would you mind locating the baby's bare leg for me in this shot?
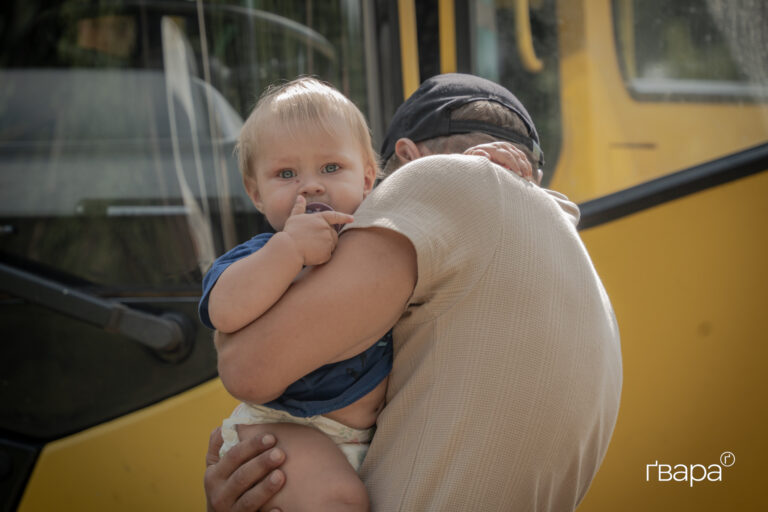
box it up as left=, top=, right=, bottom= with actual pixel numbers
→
left=236, top=423, right=369, bottom=512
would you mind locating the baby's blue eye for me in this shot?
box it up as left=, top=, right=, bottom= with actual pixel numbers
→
left=279, top=169, right=295, bottom=179
left=323, top=163, right=339, bottom=173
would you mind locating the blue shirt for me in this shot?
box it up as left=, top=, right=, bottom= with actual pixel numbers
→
left=199, top=232, right=393, bottom=417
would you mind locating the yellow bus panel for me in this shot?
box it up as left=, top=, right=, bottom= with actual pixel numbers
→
left=18, top=380, right=237, bottom=512
left=578, top=170, right=768, bottom=509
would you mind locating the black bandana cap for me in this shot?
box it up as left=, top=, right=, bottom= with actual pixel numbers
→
left=380, top=73, right=543, bottom=168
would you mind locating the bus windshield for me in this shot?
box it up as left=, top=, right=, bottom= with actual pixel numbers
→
left=0, top=0, right=374, bottom=290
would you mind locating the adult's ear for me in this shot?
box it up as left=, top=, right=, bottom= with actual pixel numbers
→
left=243, top=174, right=263, bottom=212
left=394, top=138, right=426, bottom=164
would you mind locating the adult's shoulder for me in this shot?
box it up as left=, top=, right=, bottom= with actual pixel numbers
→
left=371, top=154, right=508, bottom=207
left=353, top=156, right=504, bottom=265
left=378, top=154, right=580, bottom=228
left=386, top=153, right=502, bottom=183
left=350, top=155, right=507, bottom=318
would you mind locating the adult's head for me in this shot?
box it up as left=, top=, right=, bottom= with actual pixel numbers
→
left=380, top=73, right=543, bottom=179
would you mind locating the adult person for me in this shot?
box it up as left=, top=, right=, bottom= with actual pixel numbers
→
left=205, top=73, right=623, bottom=511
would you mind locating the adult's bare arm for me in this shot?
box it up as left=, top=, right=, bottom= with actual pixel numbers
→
left=215, top=227, right=417, bottom=405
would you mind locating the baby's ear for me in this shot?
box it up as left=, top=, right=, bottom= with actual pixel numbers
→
left=243, top=174, right=263, bottom=212
left=363, top=162, right=377, bottom=197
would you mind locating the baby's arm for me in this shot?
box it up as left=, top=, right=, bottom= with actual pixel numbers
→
left=208, top=196, right=353, bottom=333
left=464, top=141, right=542, bottom=184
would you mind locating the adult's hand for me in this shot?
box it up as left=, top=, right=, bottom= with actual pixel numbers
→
left=464, top=141, right=542, bottom=184
left=205, top=427, right=286, bottom=512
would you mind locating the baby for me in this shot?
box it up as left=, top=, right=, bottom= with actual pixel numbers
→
left=200, top=77, right=387, bottom=511
left=200, top=77, right=536, bottom=511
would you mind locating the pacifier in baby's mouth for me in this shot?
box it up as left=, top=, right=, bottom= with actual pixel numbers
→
left=305, top=202, right=343, bottom=233
left=305, top=202, right=333, bottom=214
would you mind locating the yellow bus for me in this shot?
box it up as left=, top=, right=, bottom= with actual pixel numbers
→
left=1, top=0, right=766, bottom=510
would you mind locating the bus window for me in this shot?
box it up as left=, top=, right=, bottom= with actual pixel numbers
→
left=460, top=0, right=562, bottom=185
left=577, top=0, right=768, bottom=199
left=613, top=0, right=768, bottom=101
left=507, top=0, right=768, bottom=202
left=0, top=0, right=376, bottom=442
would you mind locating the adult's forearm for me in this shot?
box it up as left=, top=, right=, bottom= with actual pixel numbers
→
left=215, top=329, right=286, bottom=404
left=214, top=227, right=417, bottom=405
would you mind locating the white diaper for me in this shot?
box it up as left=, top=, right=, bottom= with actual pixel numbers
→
left=220, top=402, right=374, bottom=471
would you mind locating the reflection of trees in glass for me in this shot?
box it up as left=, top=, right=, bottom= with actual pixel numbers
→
left=486, top=0, right=561, bottom=182
left=201, top=0, right=368, bottom=118
left=629, top=0, right=747, bottom=82
left=0, top=1, right=368, bottom=119
left=705, top=0, right=768, bottom=87
left=0, top=0, right=371, bottom=287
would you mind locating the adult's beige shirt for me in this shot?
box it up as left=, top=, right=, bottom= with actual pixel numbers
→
left=349, top=154, right=622, bottom=511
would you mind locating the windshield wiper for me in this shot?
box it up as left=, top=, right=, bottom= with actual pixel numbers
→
left=0, top=261, right=194, bottom=363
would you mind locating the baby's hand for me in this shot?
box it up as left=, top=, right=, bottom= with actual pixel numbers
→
left=282, top=196, right=354, bottom=266
left=464, top=142, right=541, bottom=184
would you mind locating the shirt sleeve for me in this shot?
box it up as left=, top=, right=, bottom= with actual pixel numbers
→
left=346, top=154, right=506, bottom=320
left=198, top=232, right=273, bottom=330
left=543, top=188, right=580, bottom=226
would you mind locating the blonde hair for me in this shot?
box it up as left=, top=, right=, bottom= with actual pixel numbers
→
left=236, top=77, right=378, bottom=179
